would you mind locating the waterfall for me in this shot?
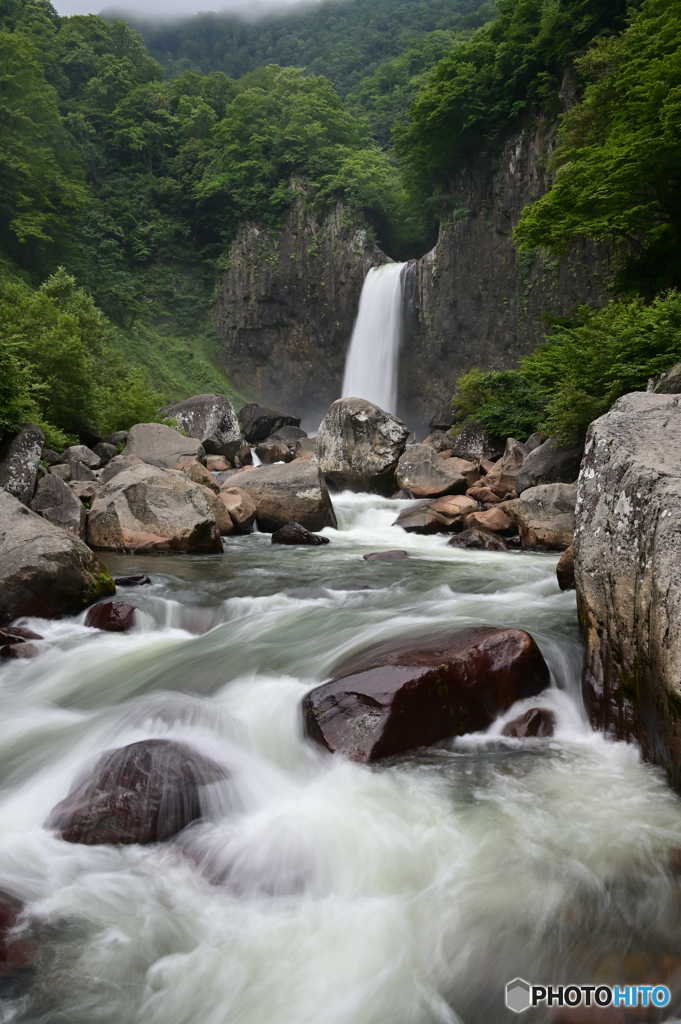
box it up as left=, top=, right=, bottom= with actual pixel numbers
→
left=341, top=261, right=407, bottom=415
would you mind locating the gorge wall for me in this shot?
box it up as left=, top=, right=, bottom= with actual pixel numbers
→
left=213, top=116, right=609, bottom=431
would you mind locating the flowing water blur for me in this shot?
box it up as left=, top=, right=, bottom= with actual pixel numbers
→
left=2, top=493, right=681, bottom=1023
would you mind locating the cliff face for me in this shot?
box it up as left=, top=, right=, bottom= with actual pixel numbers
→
left=401, top=117, right=608, bottom=428
left=212, top=201, right=388, bottom=425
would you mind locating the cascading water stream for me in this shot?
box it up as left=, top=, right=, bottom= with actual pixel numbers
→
left=341, top=262, right=407, bottom=415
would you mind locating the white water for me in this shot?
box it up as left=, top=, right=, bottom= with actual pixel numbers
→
left=341, top=263, right=407, bottom=415
left=2, top=494, right=681, bottom=1023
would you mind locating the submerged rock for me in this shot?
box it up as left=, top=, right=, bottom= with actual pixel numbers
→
left=363, top=550, right=410, bottom=561
left=501, top=708, right=555, bottom=738
left=0, top=890, right=36, bottom=977
left=47, top=739, right=227, bottom=845
left=0, top=426, right=44, bottom=505
left=158, top=394, right=242, bottom=459
left=271, top=522, right=330, bottom=546
left=395, top=444, right=467, bottom=498
left=227, top=462, right=337, bottom=533
left=302, top=626, right=550, bottom=761
left=0, top=626, right=43, bottom=643
left=448, top=528, right=511, bottom=551
left=0, top=643, right=40, bottom=660
left=85, top=600, right=136, bottom=632
left=315, top=398, right=409, bottom=495
left=114, top=574, right=151, bottom=587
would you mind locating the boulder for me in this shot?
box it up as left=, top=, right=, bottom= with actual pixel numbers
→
left=526, top=431, right=543, bottom=451
left=302, top=626, right=550, bottom=761
left=76, top=424, right=101, bottom=448
left=206, top=455, right=229, bottom=472
left=514, top=436, right=583, bottom=494
left=428, top=494, right=478, bottom=518
left=102, top=431, right=128, bottom=447
left=363, top=550, right=409, bottom=562
left=462, top=507, right=514, bottom=534
left=450, top=421, right=504, bottom=462
left=517, top=483, right=577, bottom=551
left=238, top=403, right=301, bottom=445
left=30, top=474, right=87, bottom=539
left=0, top=890, right=36, bottom=975
left=396, top=445, right=467, bottom=498
left=0, top=643, right=40, bottom=660
left=421, top=431, right=452, bottom=453
left=69, top=480, right=99, bottom=505
left=651, top=360, right=681, bottom=394
left=448, top=528, right=511, bottom=551
left=255, top=440, right=293, bottom=465
left=0, top=626, right=43, bottom=643
left=227, top=462, right=337, bottom=533
left=47, top=739, right=227, bottom=845
left=271, top=522, right=330, bottom=546
left=448, top=457, right=479, bottom=489
left=99, top=454, right=145, bottom=485
left=177, top=459, right=220, bottom=494
left=502, top=708, right=555, bottom=738
left=122, top=423, right=205, bottom=469
left=114, top=574, right=151, bottom=587
left=87, top=463, right=222, bottom=553
left=158, top=394, right=242, bottom=459
left=61, top=444, right=101, bottom=472
left=483, top=438, right=529, bottom=498
left=314, top=398, right=409, bottom=495
left=556, top=545, right=575, bottom=591
left=218, top=487, right=256, bottom=534
left=92, top=442, right=118, bottom=466
left=497, top=498, right=520, bottom=526
left=70, top=460, right=96, bottom=482
left=85, top=600, right=135, bottom=632
left=48, top=464, right=71, bottom=482
left=197, top=485, right=234, bottom=535
left=392, top=505, right=453, bottom=535
left=466, top=485, right=501, bottom=505
left=0, top=491, right=115, bottom=626
left=293, top=438, right=316, bottom=460
left=429, top=404, right=455, bottom=433
left=0, top=426, right=44, bottom=504
left=573, top=393, right=681, bottom=782
left=263, top=426, right=307, bottom=445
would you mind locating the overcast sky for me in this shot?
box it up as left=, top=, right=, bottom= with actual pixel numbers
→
left=53, top=0, right=316, bottom=19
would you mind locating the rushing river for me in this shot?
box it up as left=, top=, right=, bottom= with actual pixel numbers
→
left=2, top=493, right=681, bottom=1023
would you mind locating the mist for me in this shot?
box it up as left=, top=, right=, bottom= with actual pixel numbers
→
left=54, top=0, right=326, bottom=20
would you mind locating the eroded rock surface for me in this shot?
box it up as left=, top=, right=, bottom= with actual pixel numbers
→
left=396, top=444, right=467, bottom=498
left=239, top=404, right=300, bottom=445
left=227, top=462, right=337, bottom=532
left=271, top=522, right=330, bottom=546
left=518, top=483, right=577, bottom=550
left=158, top=394, right=241, bottom=458
left=122, top=423, right=205, bottom=469
left=0, top=426, right=44, bottom=504
left=30, top=474, right=87, bottom=539
left=315, top=398, right=409, bottom=495
left=514, top=436, right=583, bottom=494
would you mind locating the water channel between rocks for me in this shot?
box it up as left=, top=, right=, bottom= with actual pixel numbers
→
left=2, top=493, right=681, bottom=1024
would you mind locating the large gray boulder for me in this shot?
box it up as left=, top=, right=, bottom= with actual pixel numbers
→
left=517, top=483, right=577, bottom=550
left=314, top=398, right=409, bottom=495
left=87, top=463, right=222, bottom=553
left=227, top=462, right=337, bottom=532
left=30, top=474, right=87, bottom=539
left=514, top=436, right=583, bottom=494
left=450, top=421, right=504, bottom=463
left=0, top=425, right=44, bottom=504
left=574, top=392, right=681, bottom=785
left=482, top=437, right=530, bottom=498
left=238, top=404, right=301, bottom=445
left=61, top=445, right=101, bottom=472
left=0, top=491, right=115, bottom=625
left=122, top=423, right=205, bottom=469
left=158, top=394, right=242, bottom=459
left=395, top=445, right=467, bottom=498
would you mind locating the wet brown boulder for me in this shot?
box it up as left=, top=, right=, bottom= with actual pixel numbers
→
left=448, top=458, right=480, bottom=490
left=176, top=459, right=220, bottom=494
left=114, top=575, right=151, bottom=587
left=462, top=507, right=514, bottom=534
left=482, top=438, right=530, bottom=498
left=502, top=708, right=555, bottom=738
left=0, top=626, right=43, bottom=643
left=227, top=462, right=337, bottom=533
left=556, top=545, right=575, bottom=591
left=0, top=891, right=36, bottom=976
left=363, top=550, right=410, bottom=561
left=271, top=522, right=330, bottom=546
left=47, top=739, right=227, bottom=845
left=466, top=485, right=501, bottom=505
left=448, top=529, right=511, bottom=551
left=218, top=486, right=256, bottom=534
left=206, top=455, right=230, bottom=472
left=302, top=626, right=550, bottom=762
left=255, top=440, right=293, bottom=465
left=392, top=504, right=455, bottom=535
left=396, top=444, right=467, bottom=498
left=0, top=643, right=40, bottom=660
left=85, top=600, right=136, bottom=632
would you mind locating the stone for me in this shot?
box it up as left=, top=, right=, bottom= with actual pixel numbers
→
left=436, top=450, right=453, bottom=459
left=158, top=394, right=242, bottom=459
left=198, top=485, right=234, bottom=536
left=238, top=404, right=301, bottom=445
left=396, top=445, right=467, bottom=498
left=428, top=495, right=478, bottom=517
left=448, top=528, right=512, bottom=551
left=466, top=485, right=501, bottom=505
left=0, top=626, right=43, bottom=643
left=87, top=463, right=222, bottom=553
left=497, top=498, right=520, bottom=526
left=526, top=431, right=543, bottom=451
left=206, top=456, right=229, bottom=472
left=62, top=444, right=101, bottom=472
left=48, top=463, right=71, bottom=482
left=227, top=462, right=337, bottom=533
left=92, top=442, right=118, bottom=466
left=68, top=480, right=99, bottom=505
left=502, top=708, right=555, bottom=738
left=114, top=574, right=151, bottom=587
left=102, top=431, right=128, bottom=447
left=0, top=491, right=115, bottom=625
left=0, top=890, right=36, bottom=975
left=271, top=522, right=331, bottom=546
left=47, top=739, right=227, bottom=845
left=41, top=448, right=62, bottom=466
left=556, top=545, right=575, bottom=591
left=421, top=431, right=452, bottom=453
left=176, top=459, right=220, bottom=493
left=517, top=483, right=577, bottom=550
left=99, top=454, right=145, bottom=485
left=293, top=438, right=316, bottom=459
left=651, top=361, right=681, bottom=394
left=0, top=643, right=40, bottom=660
left=392, top=507, right=455, bottom=534
left=255, top=440, right=293, bottom=465
left=70, top=460, right=96, bottom=482
left=76, top=424, right=101, bottom=448
left=85, top=600, right=136, bottom=632
left=302, top=626, right=550, bottom=761
left=30, top=474, right=87, bottom=539
left=122, top=423, right=205, bottom=469
left=448, top=457, right=480, bottom=489
left=514, top=436, right=583, bottom=494
left=450, top=421, right=504, bottom=463
left=483, top=438, right=530, bottom=498
left=0, top=426, right=44, bottom=504
left=314, top=398, right=409, bottom=495
left=263, top=426, right=307, bottom=445
left=462, top=508, right=514, bottom=534
left=429, top=404, right=455, bottom=433
left=218, top=486, right=257, bottom=534
left=363, top=550, right=410, bottom=561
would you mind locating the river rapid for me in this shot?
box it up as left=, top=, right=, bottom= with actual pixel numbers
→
left=2, top=493, right=681, bottom=1024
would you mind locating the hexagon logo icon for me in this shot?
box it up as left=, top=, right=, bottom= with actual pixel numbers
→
left=506, top=978, right=531, bottom=1013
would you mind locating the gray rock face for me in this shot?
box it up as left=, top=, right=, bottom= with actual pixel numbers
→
left=49, top=464, right=71, bottom=482
left=314, top=398, right=409, bottom=495
left=102, top=431, right=128, bottom=447
left=514, top=436, right=583, bottom=494
left=30, top=474, right=87, bottom=539
left=158, top=394, right=241, bottom=459
left=517, top=483, right=577, bottom=550
left=92, top=442, right=118, bottom=466
left=62, top=445, right=101, bottom=472
left=574, top=392, right=681, bottom=785
left=87, top=463, right=222, bottom=553
left=0, top=425, right=44, bottom=504
left=0, top=490, right=114, bottom=625
left=238, top=404, right=301, bottom=445
left=482, top=437, right=530, bottom=498
left=450, top=421, right=503, bottom=463
left=227, top=462, right=337, bottom=533
left=122, top=423, right=205, bottom=469
left=396, top=444, right=467, bottom=498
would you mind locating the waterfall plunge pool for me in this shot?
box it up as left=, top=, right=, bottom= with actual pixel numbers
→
left=2, top=493, right=681, bottom=1024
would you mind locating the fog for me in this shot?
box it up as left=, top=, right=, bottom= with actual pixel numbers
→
left=54, top=0, right=325, bottom=19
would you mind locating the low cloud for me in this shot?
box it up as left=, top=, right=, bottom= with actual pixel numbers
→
left=55, top=0, right=325, bottom=20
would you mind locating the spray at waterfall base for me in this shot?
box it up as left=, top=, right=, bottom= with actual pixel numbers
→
left=505, top=979, right=671, bottom=1013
